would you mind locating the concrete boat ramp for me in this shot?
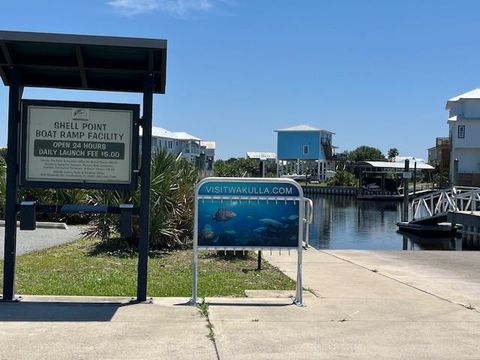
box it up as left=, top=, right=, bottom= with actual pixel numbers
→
left=1, top=248, right=480, bottom=359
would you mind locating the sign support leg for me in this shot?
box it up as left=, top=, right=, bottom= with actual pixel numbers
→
left=2, top=67, right=22, bottom=302
left=257, top=251, right=262, bottom=271
left=294, top=201, right=305, bottom=306
left=294, top=235, right=304, bottom=306
left=136, top=72, right=154, bottom=302
left=190, top=247, right=198, bottom=305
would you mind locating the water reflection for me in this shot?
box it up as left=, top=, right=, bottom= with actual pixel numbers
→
left=399, top=233, right=462, bottom=251
left=308, top=195, right=463, bottom=251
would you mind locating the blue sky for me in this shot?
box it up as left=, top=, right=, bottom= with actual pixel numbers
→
left=1, top=0, right=480, bottom=159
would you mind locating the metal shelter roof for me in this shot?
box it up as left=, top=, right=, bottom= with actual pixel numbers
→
left=0, top=30, right=167, bottom=93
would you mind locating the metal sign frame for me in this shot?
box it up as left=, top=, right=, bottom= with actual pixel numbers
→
left=19, top=99, right=140, bottom=190
left=2, top=69, right=155, bottom=304
left=190, top=177, right=313, bottom=306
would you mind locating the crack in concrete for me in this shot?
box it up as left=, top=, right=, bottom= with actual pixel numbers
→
left=198, top=300, right=221, bottom=360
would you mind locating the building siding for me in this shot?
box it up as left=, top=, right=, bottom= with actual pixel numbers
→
left=277, top=132, right=324, bottom=160
left=447, top=93, right=480, bottom=185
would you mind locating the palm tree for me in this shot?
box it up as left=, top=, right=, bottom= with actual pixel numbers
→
left=387, top=148, right=399, bottom=162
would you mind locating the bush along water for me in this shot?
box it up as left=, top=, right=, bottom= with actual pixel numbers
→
left=82, top=149, right=198, bottom=250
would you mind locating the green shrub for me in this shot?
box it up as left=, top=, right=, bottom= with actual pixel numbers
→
left=326, top=170, right=357, bottom=187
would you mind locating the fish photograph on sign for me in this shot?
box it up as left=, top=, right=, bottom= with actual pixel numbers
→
left=197, top=200, right=300, bottom=248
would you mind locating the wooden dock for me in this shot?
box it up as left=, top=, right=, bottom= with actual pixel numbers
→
left=302, top=186, right=357, bottom=196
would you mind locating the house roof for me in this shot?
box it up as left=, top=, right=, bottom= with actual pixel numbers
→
left=200, top=141, right=216, bottom=149
left=0, top=30, right=167, bottom=93
left=145, top=126, right=202, bottom=141
left=246, top=152, right=276, bottom=160
left=446, top=88, right=480, bottom=109
left=150, top=127, right=174, bottom=138
left=275, top=124, right=335, bottom=134
left=394, top=156, right=427, bottom=163
left=174, top=132, right=201, bottom=141
left=357, top=161, right=434, bottom=170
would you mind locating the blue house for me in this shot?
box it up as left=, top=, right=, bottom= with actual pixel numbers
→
left=275, top=125, right=336, bottom=180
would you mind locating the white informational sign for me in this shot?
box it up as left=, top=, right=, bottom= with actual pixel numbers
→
left=21, top=101, right=138, bottom=188
left=403, top=171, right=412, bottom=179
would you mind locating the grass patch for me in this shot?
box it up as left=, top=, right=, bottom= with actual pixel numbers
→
left=0, top=237, right=295, bottom=297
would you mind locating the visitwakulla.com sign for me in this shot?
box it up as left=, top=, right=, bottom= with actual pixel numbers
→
left=197, top=181, right=300, bottom=197
left=195, top=178, right=304, bottom=249
left=20, top=100, right=139, bottom=189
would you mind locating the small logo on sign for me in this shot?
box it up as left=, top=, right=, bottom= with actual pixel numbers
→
left=72, top=108, right=89, bottom=121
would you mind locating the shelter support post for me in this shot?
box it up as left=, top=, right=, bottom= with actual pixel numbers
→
left=136, top=72, right=154, bottom=302
left=2, top=67, right=22, bottom=301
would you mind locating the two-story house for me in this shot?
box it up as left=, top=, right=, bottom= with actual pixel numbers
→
left=275, top=124, right=335, bottom=180
left=142, top=126, right=215, bottom=176
left=446, top=89, right=480, bottom=186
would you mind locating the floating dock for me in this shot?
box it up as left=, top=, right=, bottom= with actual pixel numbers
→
left=448, top=211, right=480, bottom=246
left=396, top=221, right=454, bottom=235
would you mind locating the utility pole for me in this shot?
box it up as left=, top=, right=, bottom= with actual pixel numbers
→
left=413, top=161, right=417, bottom=197
left=402, top=159, right=410, bottom=222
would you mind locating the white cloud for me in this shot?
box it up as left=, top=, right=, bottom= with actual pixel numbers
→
left=107, top=0, right=160, bottom=15
left=108, top=0, right=218, bottom=17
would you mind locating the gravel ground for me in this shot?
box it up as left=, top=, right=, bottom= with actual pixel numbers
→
left=0, top=225, right=84, bottom=259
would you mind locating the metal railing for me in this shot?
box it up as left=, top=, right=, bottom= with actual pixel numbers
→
left=303, top=198, right=314, bottom=248
left=411, top=186, right=480, bottom=221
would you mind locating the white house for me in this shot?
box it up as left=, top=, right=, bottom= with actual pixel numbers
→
left=141, top=127, right=215, bottom=176
left=446, top=89, right=480, bottom=186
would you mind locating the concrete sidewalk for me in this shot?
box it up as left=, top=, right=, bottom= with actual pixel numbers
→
left=0, top=296, right=217, bottom=360
left=1, top=249, right=480, bottom=359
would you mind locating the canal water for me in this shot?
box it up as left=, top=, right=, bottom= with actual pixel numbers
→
left=308, top=195, right=462, bottom=251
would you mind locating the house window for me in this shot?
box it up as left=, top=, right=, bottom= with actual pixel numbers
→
left=303, top=145, right=309, bottom=155
left=458, top=125, right=465, bottom=138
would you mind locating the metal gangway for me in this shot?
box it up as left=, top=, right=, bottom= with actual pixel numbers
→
left=410, top=186, right=480, bottom=224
